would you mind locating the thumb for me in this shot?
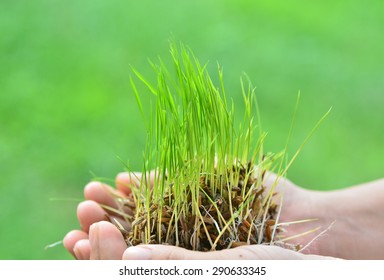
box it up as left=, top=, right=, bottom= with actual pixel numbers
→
left=122, top=244, right=334, bottom=260
left=89, top=221, right=127, bottom=260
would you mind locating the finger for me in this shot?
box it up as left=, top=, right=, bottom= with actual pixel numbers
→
left=262, top=171, right=307, bottom=209
left=84, top=181, right=125, bottom=209
left=77, top=201, right=130, bottom=238
left=116, top=172, right=139, bottom=195
left=77, top=200, right=108, bottom=233
left=73, top=239, right=91, bottom=260
left=84, top=182, right=134, bottom=222
left=122, top=244, right=267, bottom=260
left=263, top=171, right=296, bottom=193
left=116, top=171, right=157, bottom=195
left=89, top=221, right=127, bottom=260
left=122, top=244, right=322, bottom=260
left=63, top=230, right=89, bottom=258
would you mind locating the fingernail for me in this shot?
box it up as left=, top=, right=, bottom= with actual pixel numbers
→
left=89, top=224, right=101, bottom=260
left=89, top=223, right=99, bottom=243
left=90, top=223, right=97, bottom=233
left=123, top=246, right=151, bottom=260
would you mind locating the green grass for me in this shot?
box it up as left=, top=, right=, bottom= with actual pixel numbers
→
left=125, top=44, right=330, bottom=251
left=128, top=43, right=283, bottom=250
left=1, top=0, right=383, bottom=259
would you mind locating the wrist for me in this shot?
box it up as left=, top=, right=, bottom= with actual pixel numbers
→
left=309, top=179, right=384, bottom=259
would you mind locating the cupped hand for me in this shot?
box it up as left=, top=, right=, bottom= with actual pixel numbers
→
left=63, top=172, right=135, bottom=259
left=63, top=172, right=331, bottom=260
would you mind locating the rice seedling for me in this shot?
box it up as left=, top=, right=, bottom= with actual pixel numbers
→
left=111, top=42, right=329, bottom=252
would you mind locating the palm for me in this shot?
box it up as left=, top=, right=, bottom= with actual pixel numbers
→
left=264, top=172, right=325, bottom=254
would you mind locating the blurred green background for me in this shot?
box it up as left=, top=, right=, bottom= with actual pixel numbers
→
left=0, top=0, right=383, bottom=259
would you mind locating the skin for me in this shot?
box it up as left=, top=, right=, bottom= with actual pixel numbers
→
left=63, top=172, right=384, bottom=260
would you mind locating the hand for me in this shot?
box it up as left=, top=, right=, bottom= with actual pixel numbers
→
left=64, top=172, right=384, bottom=259
left=63, top=171, right=336, bottom=260
left=63, top=172, right=134, bottom=259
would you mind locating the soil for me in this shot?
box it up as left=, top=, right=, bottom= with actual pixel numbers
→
left=109, top=163, right=287, bottom=251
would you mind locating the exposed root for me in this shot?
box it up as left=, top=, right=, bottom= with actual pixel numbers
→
left=107, top=162, right=305, bottom=252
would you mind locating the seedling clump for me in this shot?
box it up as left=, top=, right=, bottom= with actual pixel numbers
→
left=112, top=43, right=307, bottom=252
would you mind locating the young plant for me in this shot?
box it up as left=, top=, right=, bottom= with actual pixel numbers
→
left=112, top=43, right=326, bottom=251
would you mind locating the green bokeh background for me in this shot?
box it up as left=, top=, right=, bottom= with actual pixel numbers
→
left=1, top=0, right=383, bottom=259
